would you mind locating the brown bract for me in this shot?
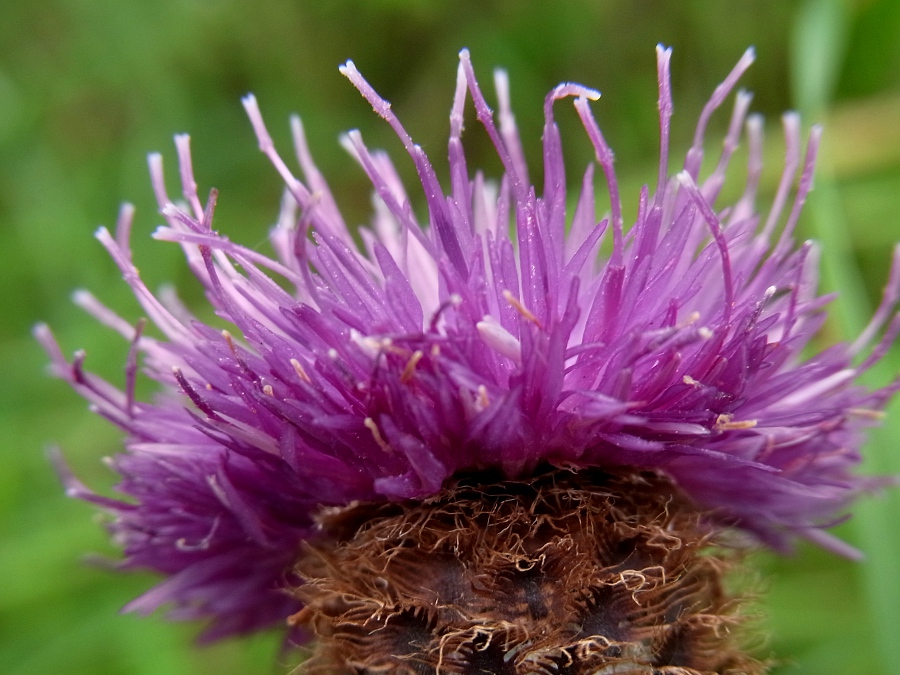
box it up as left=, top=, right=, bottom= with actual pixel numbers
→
left=290, top=470, right=765, bottom=674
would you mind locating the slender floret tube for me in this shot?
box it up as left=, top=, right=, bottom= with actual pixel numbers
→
left=39, top=46, right=900, bottom=671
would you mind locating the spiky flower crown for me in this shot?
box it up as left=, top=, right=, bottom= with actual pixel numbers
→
left=38, top=46, right=900, bottom=642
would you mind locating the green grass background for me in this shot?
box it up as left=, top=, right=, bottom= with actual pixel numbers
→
left=2, top=0, right=899, bottom=672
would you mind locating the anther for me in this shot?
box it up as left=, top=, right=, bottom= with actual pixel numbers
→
left=291, top=358, right=312, bottom=383
left=401, top=350, right=424, bottom=384
left=476, top=385, right=490, bottom=411
left=503, top=290, right=540, bottom=326
left=716, top=414, right=758, bottom=431
left=364, top=417, right=393, bottom=454
left=222, top=330, right=236, bottom=354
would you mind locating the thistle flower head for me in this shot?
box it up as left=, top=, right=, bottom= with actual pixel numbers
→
left=38, top=46, right=900, bottom=642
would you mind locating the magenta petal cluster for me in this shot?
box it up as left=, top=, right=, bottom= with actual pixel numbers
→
left=38, top=46, right=900, bottom=639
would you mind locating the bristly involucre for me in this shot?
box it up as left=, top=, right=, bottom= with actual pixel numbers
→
left=38, top=46, right=900, bottom=640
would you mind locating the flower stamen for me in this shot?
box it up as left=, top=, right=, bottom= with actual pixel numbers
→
left=290, top=358, right=312, bottom=383
left=503, top=289, right=541, bottom=327
left=716, top=414, right=758, bottom=431
left=364, top=417, right=393, bottom=455
left=401, top=350, right=424, bottom=384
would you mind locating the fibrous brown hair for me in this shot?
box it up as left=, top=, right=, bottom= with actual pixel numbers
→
left=290, top=469, right=765, bottom=674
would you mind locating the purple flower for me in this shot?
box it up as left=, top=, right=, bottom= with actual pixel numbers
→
left=38, top=46, right=900, bottom=641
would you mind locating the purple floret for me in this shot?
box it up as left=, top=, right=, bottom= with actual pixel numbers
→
left=38, top=46, right=900, bottom=638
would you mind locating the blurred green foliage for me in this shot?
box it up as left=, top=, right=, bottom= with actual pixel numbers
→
left=2, top=0, right=899, bottom=673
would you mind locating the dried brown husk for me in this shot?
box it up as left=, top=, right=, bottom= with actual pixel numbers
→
left=290, top=469, right=766, bottom=674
